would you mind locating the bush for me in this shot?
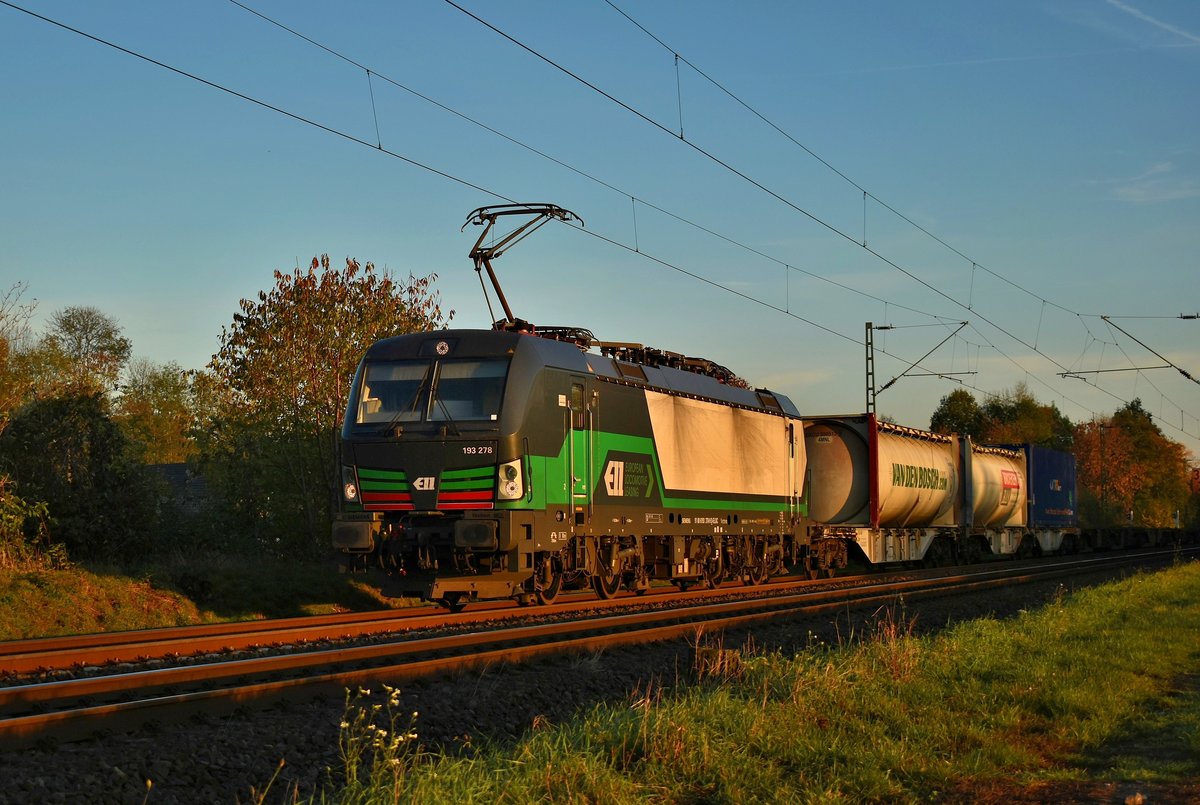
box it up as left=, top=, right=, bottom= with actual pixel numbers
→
left=0, top=393, right=156, bottom=561
left=0, top=477, right=66, bottom=570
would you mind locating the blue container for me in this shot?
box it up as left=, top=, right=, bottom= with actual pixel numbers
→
left=1008, top=445, right=1077, bottom=528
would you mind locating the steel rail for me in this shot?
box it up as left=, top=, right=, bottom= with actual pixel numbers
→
left=0, top=582, right=722, bottom=675
left=2, top=546, right=1185, bottom=675
left=0, top=548, right=1179, bottom=749
left=0, top=572, right=865, bottom=675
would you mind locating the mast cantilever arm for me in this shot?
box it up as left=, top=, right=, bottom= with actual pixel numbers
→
left=462, top=204, right=583, bottom=327
left=877, top=321, right=968, bottom=395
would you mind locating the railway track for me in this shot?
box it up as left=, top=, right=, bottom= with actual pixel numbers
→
left=0, top=570, right=890, bottom=676
left=0, top=548, right=1185, bottom=750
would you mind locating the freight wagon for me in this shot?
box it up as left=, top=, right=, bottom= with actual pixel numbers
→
left=800, top=414, right=1079, bottom=575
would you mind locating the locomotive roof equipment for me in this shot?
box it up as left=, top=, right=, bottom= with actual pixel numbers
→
left=462, top=203, right=583, bottom=333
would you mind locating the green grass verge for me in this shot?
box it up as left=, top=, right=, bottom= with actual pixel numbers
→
left=311, top=562, right=1200, bottom=804
left=0, top=557, right=404, bottom=641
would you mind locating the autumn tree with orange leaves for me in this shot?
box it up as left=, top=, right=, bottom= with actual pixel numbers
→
left=199, top=256, right=452, bottom=555
left=1073, top=400, right=1193, bottom=528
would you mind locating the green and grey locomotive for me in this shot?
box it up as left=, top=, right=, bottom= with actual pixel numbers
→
left=331, top=327, right=806, bottom=610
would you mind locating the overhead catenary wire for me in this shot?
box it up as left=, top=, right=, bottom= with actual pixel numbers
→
left=224, top=0, right=957, bottom=327
left=0, top=0, right=959, bottom=384
left=233, top=0, right=1194, bottom=418
left=601, top=0, right=1200, bottom=430
left=3, top=0, right=1194, bottom=440
left=436, top=3, right=1090, bottom=341
left=444, top=0, right=1197, bottom=438
left=603, top=0, right=1088, bottom=321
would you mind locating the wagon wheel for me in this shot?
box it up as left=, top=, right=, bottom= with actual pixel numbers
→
left=703, top=551, right=724, bottom=589
left=534, top=555, right=563, bottom=605
left=803, top=554, right=820, bottom=581
left=592, top=563, right=621, bottom=599
left=437, top=593, right=467, bottom=613
left=742, top=539, right=769, bottom=586
left=923, top=538, right=955, bottom=568
left=745, top=560, right=769, bottom=586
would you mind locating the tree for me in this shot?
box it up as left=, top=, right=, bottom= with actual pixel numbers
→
left=45, top=306, right=132, bottom=394
left=0, top=393, right=156, bottom=560
left=0, top=282, right=38, bottom=430
left=0, top=475, right=60, bottom=570
left=981, top=383, right=1073, bottom=450
left=115, top=359, right=196, bottom=464
left=1073, top=400, right=1192, bottom=528
left=1073, top=420, right=1135, bottom=527
left=202, top=256, right=451, bottom=555
left=929, top=389, right=986, bottom=439
left=928, top=384, right=1072, bottom=450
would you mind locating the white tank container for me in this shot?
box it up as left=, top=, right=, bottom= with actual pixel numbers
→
left=969, top=445, right=1027, bottom=527
left=875, top=424, right=958, bottom=527
left=804, top=418, right=959, bottom=527
left=804, top=419, right=870, bottom=523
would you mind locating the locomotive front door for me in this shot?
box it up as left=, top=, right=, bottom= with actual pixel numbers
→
left=569, top=379, right=593, bottom=526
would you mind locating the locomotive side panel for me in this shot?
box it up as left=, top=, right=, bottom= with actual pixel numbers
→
left=645, top=391, right=797, bottom=500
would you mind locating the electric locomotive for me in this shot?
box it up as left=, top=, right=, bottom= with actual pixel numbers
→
left=331, top=205, right=806, bottom=610
left=331, top=326, right=806, bottom=609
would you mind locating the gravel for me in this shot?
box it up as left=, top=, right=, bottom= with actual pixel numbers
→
left=0, top=562, right=1160, bottom=804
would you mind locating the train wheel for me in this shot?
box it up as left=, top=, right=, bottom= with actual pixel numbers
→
left=741, top=539, right=769, bottom=586
left=803, top=555, right=820, bottom=581
left=924, top=538, right=955, bottom=568
left=438, top=593, right=467, bottom=613
left=592, top=565, right=621, bottom=599
left=534, top=556, right=563, bottom=605
left=703, top=556, right=723, bottom=589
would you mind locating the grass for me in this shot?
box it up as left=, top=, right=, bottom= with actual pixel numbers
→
left=0, top=566, right=207, bottom=639
left=305, top=561, right=1200, bottom=804
left=0, top=556, right=405, bottom=641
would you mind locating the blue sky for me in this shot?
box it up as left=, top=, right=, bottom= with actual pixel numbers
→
left=2, top=1, right=1197, bottom=454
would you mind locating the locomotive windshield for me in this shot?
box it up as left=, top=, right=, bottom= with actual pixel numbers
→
left=354, top=358, right=509, bottom=425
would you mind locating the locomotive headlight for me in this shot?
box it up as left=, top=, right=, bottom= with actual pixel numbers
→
left=497, top=459, right=524, bottom=500
left=342, top=466, right=360, bottom=503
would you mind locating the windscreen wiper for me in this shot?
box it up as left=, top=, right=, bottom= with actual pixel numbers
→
left=381, top=363, right=434, bottom=436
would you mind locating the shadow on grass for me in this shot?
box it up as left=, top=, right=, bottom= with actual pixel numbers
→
left=967, top=671, right=1200, bottom=804
left=87, top=558, right=410, bottom=622
left=1074, top=671, right=1200, bottom=784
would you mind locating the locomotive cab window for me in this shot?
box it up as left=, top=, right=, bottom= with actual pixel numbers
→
left=430, top=359, right=508, bottom=422
left=353, top=358, right=509, bottom=425
left=357, top=360, right=431, bottom=424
